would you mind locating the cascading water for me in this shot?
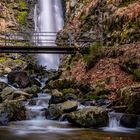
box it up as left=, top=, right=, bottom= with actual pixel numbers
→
left=35, top=0, right=64, bottom=70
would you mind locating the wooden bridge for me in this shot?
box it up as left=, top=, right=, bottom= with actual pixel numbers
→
left=0, top=32, right=102, bottom=54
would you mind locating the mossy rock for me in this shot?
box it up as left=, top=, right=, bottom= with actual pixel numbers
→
left=67, top=106, right=109, bottom=128
left=0, top=101, right=26, bottom=125
left=45, top=79, right=75, bottom=90
left=61, top=88, right=78, bottom=95
left=49, top=89, right=65, bottom=104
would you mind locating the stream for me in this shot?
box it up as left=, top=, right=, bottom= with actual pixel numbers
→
left=0, top=76, right=140, bottom=140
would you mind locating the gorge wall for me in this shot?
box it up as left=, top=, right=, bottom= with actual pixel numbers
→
left=58, top=0, right=140, bottom=90
left=0, top=0, right=36, bottom=32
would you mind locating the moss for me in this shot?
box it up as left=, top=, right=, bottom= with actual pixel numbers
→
left=17, top=11, right=27, bottom=25
left=62, top=88, right=76, bottom=95
left=13, top=59, right=25, bottom=65
left=84, top=94, right=100, bottom=100
left=83, top=43, right=104, bottom=70
left=19, top=1, right=27, bottom=10
left=0, top=57, right=7, bottom=63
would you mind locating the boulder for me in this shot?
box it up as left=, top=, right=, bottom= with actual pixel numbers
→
left=45, top=104, right=62, bottom=120
left=57, top=101, right=78, bottom=113
left=0, top=82, right=8, bottom=92
left=120, top=114, right=138, bottom=128
left=45, top=101, right=78, bottom=120
left=30, top=78, right=41, bottom=87
left=67, top=106, right=109, bottom=128
left=0, top=101, right=26, bottom=125
left=64, top=93, right=77, bottom=101
left=0, top=87, right=15, bottom=101
left=12, top=90, right=32, bottom=100
left=45, top=79, right=74, bottom=89
left=22, top=85, right=40, bottom=95
left=1, top=87, right=32, bottom=101
left=49, top=89, right=65, bottom=104
left=7, top=71, right=30, bottom=88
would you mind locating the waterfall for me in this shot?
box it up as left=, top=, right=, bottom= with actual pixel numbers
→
left=35, top=0, right=64, bottom=70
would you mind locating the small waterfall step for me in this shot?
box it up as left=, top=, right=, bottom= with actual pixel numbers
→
left=25, top=93, right=51, bottom=120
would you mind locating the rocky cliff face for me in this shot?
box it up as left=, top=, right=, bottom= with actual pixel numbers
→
left=0, top=0, right=36, bottom=32
left=60, top=0, right=140, bottom=46
left=57, top=0, right=140, bottom=106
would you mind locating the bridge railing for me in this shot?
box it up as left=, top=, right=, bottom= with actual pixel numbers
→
left=0, top=32, right=59, bottom=47
left=0, top=31, right=103, bottom=53
left=56, top=31, right=103, bottom=48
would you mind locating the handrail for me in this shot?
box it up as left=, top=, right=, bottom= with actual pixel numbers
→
left=0, top=31, right=103, bottom=53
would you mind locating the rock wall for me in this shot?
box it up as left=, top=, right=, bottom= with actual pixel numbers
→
left=0, top=0, right=36, bottom=32
left=59, top=0, right=140, bottom=46
left=57, top=0, right=140, bottom=93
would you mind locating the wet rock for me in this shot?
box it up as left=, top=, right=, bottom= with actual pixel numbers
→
left=0, top=82, right=8, bottom=92
left=23, top=85, right=40, bottom=95
left=30, top=78, right=41, bottom=87
left=45, top=101, right=78, bottom=120
left=7, top=71, right=31, bottom=88
left=45, top=104, right=62, bottom=120
left=0, top=101, right=26, bottom=126
left=0, top=112, right=9, bottom=126
left=120, top=115, right=138, bottom=128
left=67, top=106, right=109, bottom=128
left=0, top=87, right=15, bottom=101
left=81, top=100, right=96, bottom=106
left=49, top=89, right=65, bottom=104
left=12, top=90, right=32, bottom=100
left=1, top=87, right=32, bottom=101
left=44, top=88, right=51, bottom=93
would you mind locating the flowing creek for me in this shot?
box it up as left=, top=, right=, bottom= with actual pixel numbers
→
left=0, top=76, right=140, bottom=140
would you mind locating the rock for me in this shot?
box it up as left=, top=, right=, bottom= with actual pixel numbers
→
left=4, top=67, right=11, bottom=73
left=44, top=88, right=51, bottom=93
left=120, top=115, right=138, bottom=128
left=45, top=79, right=74, bottom=89
left=49, top=89, right=65, bottom=104
left=12, top=90, right=32, bottom=100
left=62, top=88, right=78, bottom=95
left=118, top=85, right=140, bottom=114
left=81, top=100, right=97, bottom=106
left=0, top=82, right=8, bottom=92
left=64, top=93, right=77, bottom=101
left=23, top=85, right=40, bottom=95
left=67, top=106, right=109, bottom=128
left=7, top=71, right=31, bottom=88
left=0, top=87, right=15, bottom=101
left=45, top=104, right=62, bottom=120
left=30, top=78, right=41, bottom=87
left=0, top=101, right=26, bottom=125
left=57, top=101, right=78, bottom=113
left=45, top=101, right=78, bottom=120
left=0, top=97, right=2, bottom=103
left=1, top=86, right=32, bottom=101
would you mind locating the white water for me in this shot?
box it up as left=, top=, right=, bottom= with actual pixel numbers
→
left=25, top=93, right=51, bottom=120
left=35, top=0, right=64, bottom=70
